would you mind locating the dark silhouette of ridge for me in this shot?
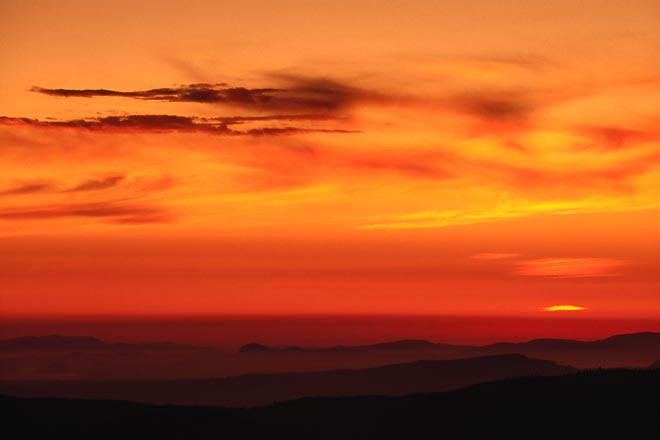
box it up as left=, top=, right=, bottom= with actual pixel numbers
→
left=0, top=353, right=575, bottom=406
left=0, top=335, right=188, bottom=352
left=0, top=335, right=228, bottom=380
left=238, top=338, right=467, bottom=354
left=1, top=332, right=658, bottom=381
left=0, top=335, right=108, bottom=351
left=361, top=339, right=441, bottom=349
left=1, top=369, right=657, bottom=439
left=238, top=331, right=660, bottom=368
left=471, top=331, right=660, bottom=367
left=238, top=343, right=276, bottom=353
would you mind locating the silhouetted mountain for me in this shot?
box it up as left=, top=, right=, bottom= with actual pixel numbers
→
left=0, top=335, right=109, bottom=351
left=238, top=338, right=468, bottom=355
left=2, top=336, right=472, bottom=381
left=0, top=335, right=232, bottom=380
left=238, top=343, right=277, bottom=353
left=471, top=331, right=660, bottom=367
left=362, top=339, right=447, bottom=350
left=2, top=332, right=658, bottom=381
left=0, top=335, right=186, bottom=352
left=0, top=354, right=575, bottom=406
left=649, top=359, right=660, bottom=369
left=1, top=369, right=656, bottom=439
left=239, top=331, right=660, bottom=368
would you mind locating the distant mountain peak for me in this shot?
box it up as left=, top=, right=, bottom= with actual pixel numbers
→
left=365, top=339, right=436, bottom=349
left=0, top=335, right=109, bottom=351
left=237, top=338, right=462, bottom=355
left=13, top=335, right=103, bottom=343
left=0, top=335, right=191, bottom=353
left=238, top=343, right=276, bottom=353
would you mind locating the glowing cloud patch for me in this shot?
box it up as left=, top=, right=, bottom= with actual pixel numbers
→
left=515, top=258, right=627, bottom=278
left=544, top=305, right=586, bottom=312
left=357, top=201, right=655, bottom=230
left=471, top=252, right=520, bottom=260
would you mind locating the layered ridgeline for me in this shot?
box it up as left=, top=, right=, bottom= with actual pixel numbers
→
left=1, top=369, right=657, bottom=439
left=238, top=332, right=660, bottom=369
left=0, top=332, right=658, bottom=381
left=0, top=354, right=575, bottom=406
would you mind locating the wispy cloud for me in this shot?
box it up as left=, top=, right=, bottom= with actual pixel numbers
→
left=471, top=252, right=520, bottom=260
left=0, top=202, right=169, bottom=224
left=0, top=174, right=171, bottom=199
left=448, top=89, right=534, bottom=123
left=515, top=258, right=628, bottom=278
left=358, top=200, right=652, bottom=230
left=0, top=181, right=55, bottom=196
left=0, top=115, right=356, bottom=136
left=31, top=76, right=379, bottom=113
left=576, top=124, right=660, bottom=151
left=65, top=174, right=125, bottom=192
left=347, top=155, right=451, bottom=179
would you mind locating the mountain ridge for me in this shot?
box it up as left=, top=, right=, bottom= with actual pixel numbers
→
left=0, top=353, right=576, bottom=407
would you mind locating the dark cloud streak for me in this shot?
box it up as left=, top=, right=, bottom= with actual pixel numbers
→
left=30, top=77, right=554, bottom=128
left=0, top=182, right=54, bottom=196
left=0, top=115, right=356, bottom=136
left=577, top=125, right=660, bottom=151
left=0, top=202, right=169, bottom=224
left=32, top=77, right=372, bottom=113
left=65, top=174, right=125, bottom=192
left=449, top=90, right=534, bottom=123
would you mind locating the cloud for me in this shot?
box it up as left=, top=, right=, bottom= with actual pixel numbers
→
left=471, top=252, right=520, bottom=260
left=245, top=127, right=358, bottom=136
left=65, top=174, right=125, bottom=192
left=127, top=175, right=176, bottom=193
left=577, top=125, right=660, bottom=151
left=544, top=305, right=586, bottom=312
left=358, top=200, right=638, bottom=230
left=0, top=115, right=354, bottom=137
left=32, top=84, right=234, bottom=102
left=0, top=182, right=54, bottom=196
left=31, top=78, right=539, bottom=124
left=216, top=114, right=340, bottom=124
left=348, top=157, right=448, bottom=179
left=0, top=114, right=221, bottom=132
left=514, top=258, right=628, bottom=278
left=266, top=75, right=376, bottom=112
left=449, top=90, right=534, bottom=123
left=31, top=76, right=376, bottom=113
left=0, top=174, right=167, bottom=198
left=26, top=76, right=569, bottom=139
left=0, top=202, right=169, bottom=224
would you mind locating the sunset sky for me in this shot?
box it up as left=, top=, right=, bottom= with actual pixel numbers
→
left=0, top=1, right=659, bottom=342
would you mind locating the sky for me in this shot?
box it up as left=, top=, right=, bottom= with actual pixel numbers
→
left=0, top=1, right=659, bottom=341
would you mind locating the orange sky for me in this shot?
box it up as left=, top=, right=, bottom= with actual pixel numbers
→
left=0, top=1, right=659, bottom=327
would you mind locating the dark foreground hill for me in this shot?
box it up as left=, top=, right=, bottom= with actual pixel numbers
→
left=0, top=354, right=575, bottom=406
left=1, top=369, right=657, bottom=440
